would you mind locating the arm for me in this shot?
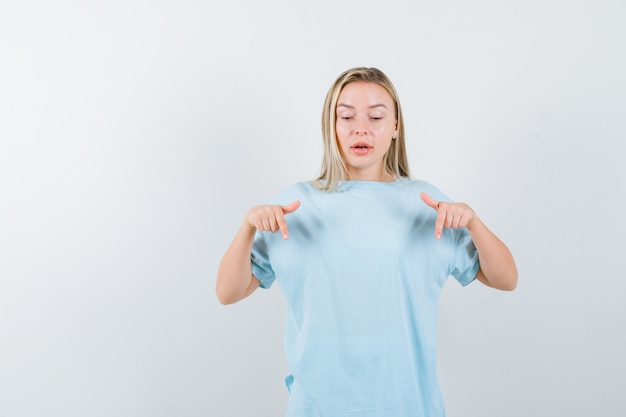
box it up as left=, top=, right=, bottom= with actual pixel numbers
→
left=216, top=222, right=261, bottom=305
left=420, top=192, right=518, bottom=291
left=216, top=200, right=300, bottom=304
left=466, top=216, right=518, bottom=291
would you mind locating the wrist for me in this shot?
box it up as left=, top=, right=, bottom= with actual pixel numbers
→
left=466, top=214, right=481, bottom=232
left=240, top=220, right=257, bottom=237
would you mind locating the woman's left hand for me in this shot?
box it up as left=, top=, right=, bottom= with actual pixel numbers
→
left=420, top=192, right=476, bottom=239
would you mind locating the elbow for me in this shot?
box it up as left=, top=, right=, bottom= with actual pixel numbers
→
left=216, top=293, right=230, bottom=305
left=499, top=270, right=518, bottom=291
left=493, top=260, right=518, bottom=291
left=215, top=280, right=237, bottom=305
left=478, top=265, right=518, bottom=291
left=215, top=271, right=243, bottom=305
left=500, top=279, right=517, bottom=291
left=215, top=287, right=238, bottom=305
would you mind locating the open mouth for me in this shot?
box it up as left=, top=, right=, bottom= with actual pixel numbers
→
left=350, top=142, right=373, bottom=155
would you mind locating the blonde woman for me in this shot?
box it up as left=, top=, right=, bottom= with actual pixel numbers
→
left=217, top=67, right=517, bottom=417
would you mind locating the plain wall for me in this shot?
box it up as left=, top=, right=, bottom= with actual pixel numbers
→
left=1, top=0, right=625, bottom=416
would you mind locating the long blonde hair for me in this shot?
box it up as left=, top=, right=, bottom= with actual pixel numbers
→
left=314, top=67, right=410, bottom=191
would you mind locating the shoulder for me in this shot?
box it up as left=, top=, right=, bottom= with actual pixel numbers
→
left=396, top=178, right=451, bottom=201
left=271, top=181, right=319, bottom=204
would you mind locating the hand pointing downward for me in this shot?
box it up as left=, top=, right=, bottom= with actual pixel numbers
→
left=246, top=200, right=301, bottom=240
left=420, top=192, right=475, bottom=240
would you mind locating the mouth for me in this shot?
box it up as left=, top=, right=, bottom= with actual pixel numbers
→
left=350, top=142, right=372, bottom=150
left=350, top=142, right=373, bottom=155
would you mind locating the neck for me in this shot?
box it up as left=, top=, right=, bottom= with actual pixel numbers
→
left=345, top=169, right=395, bottom=182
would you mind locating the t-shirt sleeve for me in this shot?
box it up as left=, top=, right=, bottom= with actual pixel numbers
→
left=250, top=231, right=276, bottom=289
left=450, top=228, right=480, bottom=286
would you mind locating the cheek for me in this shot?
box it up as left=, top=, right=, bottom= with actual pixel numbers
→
left=373, top=123, right=394, bottom=135
left=335, top=125, right=350, bottom=145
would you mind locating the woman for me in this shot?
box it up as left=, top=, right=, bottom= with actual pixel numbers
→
left=217, top=67, right=517, bottom=417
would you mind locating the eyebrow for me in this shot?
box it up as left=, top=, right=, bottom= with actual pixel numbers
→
left=337, top=103, right=388, bottom=110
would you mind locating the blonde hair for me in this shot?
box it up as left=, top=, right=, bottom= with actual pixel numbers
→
left=314, top=67, right=410, bottom=191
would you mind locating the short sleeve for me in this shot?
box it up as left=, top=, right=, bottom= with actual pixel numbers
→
left=450, top=228, right=480, bottom=286
left=250, top=231, right=276, bottom=289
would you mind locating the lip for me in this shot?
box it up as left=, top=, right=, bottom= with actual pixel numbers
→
left=350, top=141, right=372, bottom=149
left=350, top=141, right=373, bottom=155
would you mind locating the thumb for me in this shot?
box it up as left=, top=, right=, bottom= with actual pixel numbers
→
left=282, top=200, right=301, bottom=214
left=420, top=192, right=440, bottom=211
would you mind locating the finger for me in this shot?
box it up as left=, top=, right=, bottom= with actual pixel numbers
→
left=276, top=211, right=290, bottom=240
left=434, top=211, right=445, bottom=240
left=457, top=214, right=467, bottom=228
left=445, top=213, right=454, bottom=228
left=450, top=216, right=461, bottom=229
left=420, top=192, right=440, bottom=211
left=260, top=217, right=272, bottom=232
left=276, top=201, right=300, bottom=239
left=461, top=213, right=475, bottom=228
left=282, top=200, right=301, bottom=214
left=268, top=214, right=279, bottom=233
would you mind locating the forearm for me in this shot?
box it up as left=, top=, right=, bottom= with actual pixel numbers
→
left=467, top=217, right=518, bottom=291
left=216, top=222, right=259, bottom=304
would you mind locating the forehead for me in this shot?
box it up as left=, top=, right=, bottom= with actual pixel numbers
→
left=337, top=81, right=394, bottom=106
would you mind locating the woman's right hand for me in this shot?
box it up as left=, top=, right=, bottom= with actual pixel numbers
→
left=246, top=200, right=301, bottom=240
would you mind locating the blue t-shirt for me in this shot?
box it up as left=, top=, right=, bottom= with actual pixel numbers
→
left=251, top=179, right=479, bottom=417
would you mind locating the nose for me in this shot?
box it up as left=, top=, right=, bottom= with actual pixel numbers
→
left=355, top=118, right=368, bottom=136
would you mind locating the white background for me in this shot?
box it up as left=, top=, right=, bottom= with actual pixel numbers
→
left=1, top=1, right=625, bottom=416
